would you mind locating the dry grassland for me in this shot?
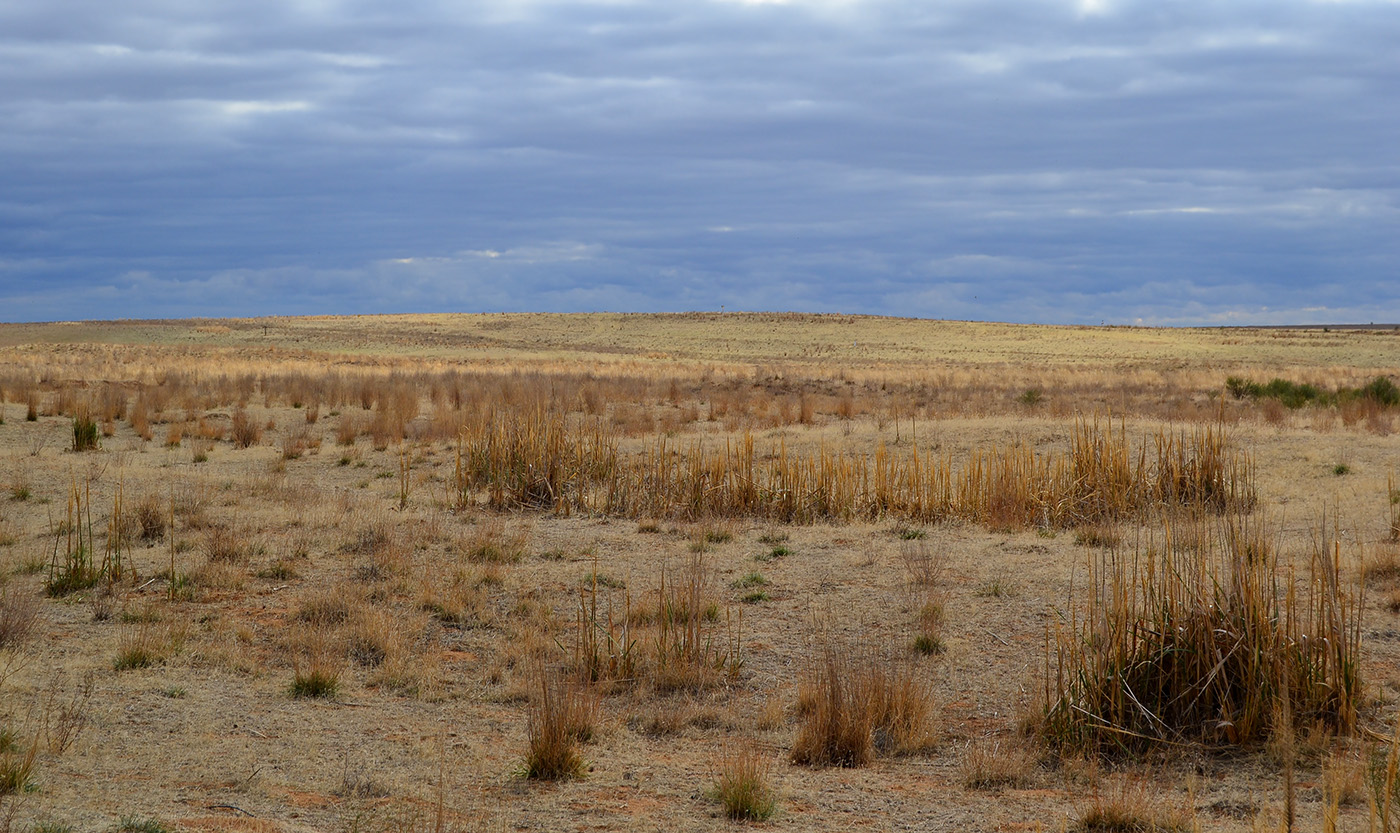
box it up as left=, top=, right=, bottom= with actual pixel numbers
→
left=0, top=313, right=1397, bottom=832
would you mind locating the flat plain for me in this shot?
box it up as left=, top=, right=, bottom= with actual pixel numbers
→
left=0, top=313, right=1398, bottom=832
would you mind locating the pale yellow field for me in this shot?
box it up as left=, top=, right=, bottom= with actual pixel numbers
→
left=0, top=314, right=1397, bottom=833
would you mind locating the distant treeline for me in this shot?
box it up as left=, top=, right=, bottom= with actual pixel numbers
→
left=1225, top=375, right=1400, bottom=409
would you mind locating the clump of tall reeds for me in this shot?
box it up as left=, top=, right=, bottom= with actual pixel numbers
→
left=460, top=409, right=617, bottom=512
left=1037, top=511, right=1361, bottom=757
left=606, top=417, right=1252, bottom=528
left=441, top=405, right=1254, bottom=531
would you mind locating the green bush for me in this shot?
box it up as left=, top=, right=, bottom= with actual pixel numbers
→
left=1226, top=375, right=1400, bottom=409
left=1363, top=376, right=1400, bottom=406
left=72, top=412, right=99, bottom=451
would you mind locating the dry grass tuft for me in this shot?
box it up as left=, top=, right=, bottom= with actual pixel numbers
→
left=1366, top=543, right=1400, bottom=586
left=792, top=638, right=936, bottom=767
left=460, top=517, right=529, bottom=564
left=419, top=567, right=487, bottom=625
left=289, top=628, right=342, bottom=699
left=0, top=734, right=37, bottom=796
left=648, top=556, right=741, bottom=694
left=231, top=407, right=263, bottom=448
left=960, top=738, right=1038, bottom=790
left=522, top=663, right=593, bottom=780
left=1074, top=777, right=1194, bottom=832
left=901, top=541, right=946, bottom=656
left=1039, top=512, right=1361, bottom=756
left=573, top=571, right=636, bottom=686
left=296, top=584, right=358, bottom=629
left=204, top=524, right=250, bottom=563
left=0, top=589, right=39, bottom=651
left=710, top=743, right=778, bottom=821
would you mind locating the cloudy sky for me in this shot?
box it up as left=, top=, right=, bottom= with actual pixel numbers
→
left=2, top=0, right=1397, bottom=325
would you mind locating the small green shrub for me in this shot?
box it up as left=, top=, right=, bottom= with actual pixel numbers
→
left=894, top=525, right=926, bottom=541
left=1363, top=376, right=1400, bottom=407
left=72, top=411, right=99, bottom=452
left=731, top=572, right=767, bottom=589
left=912, top=633, right=944, bottom=656
left=1226, top=374, right=1400, bottom=410
left=757, top=545, right=791, bottom=562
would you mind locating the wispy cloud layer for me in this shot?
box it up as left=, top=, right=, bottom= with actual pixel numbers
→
left=2, top=0, right=1397, bottom=323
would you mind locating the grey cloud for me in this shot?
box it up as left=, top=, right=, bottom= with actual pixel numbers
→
left=1, top=0, right=1397, bottom=323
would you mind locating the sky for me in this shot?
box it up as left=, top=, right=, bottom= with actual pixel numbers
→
left=1, top=0, right=1397, bottom=325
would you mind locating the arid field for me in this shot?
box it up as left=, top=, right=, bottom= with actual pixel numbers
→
left=1, top=313, right=1399, bottom=832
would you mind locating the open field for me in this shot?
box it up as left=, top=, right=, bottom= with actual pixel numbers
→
left=0, top=313, right=1398, bottom=832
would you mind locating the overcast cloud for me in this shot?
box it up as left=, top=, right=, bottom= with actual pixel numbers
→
left=1, top=0, right=1397, bottom=324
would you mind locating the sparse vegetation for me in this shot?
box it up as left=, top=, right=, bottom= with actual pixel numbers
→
left=0, top=734, right=36, bottom=795
left=1073, top=778, right=1194, bottom=832
left=0, top=315, right=1396, bottom=830
left=0, top=589, right=39, bottom=650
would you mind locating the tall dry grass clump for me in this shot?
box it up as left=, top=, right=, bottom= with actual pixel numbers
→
left=710, top=743, right=778, bottom=821
left=459, top=409, right=617, bottom=512
left=352, top=399, right=1259, bottom=532
left=612, top=418, right=1253, bottom=526
left=573, top=573, right=636, bottom=686
left=71, top=405, right=99, bottom=452
left=1037, top=512, right=1361, bottom=756
left=792, top=638, right=936, bottom=767
left=0, top=590, right=39, bottom=651
left=900, top=541, right=946, bottom=655
left=522, top=662, right=593, bottom=780
left=230, top=406, right=263, bottom=448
